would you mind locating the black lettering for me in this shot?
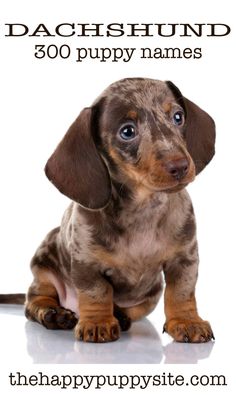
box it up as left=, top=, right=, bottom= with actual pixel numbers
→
left=183, top=47, right=193, bottom=58
left=9, top=373, right=16, bottom=385
left=190, top=375, right=199, bottom=386
left=193, top=47, right=202, bottom=59
left=200, top=375, right=210, bottom=386
left=34, top=45, right=71, bottom=60
left=175, top=375, right=184, bottom=386
left=180, top=23, right=204, bottom=37
left=29, top=375, right=38, bottom=386
left=210, top=375, right=227, bottom=386
left=51, top=375, right=61, bottom=386
left=29, top=23, right=55, bottom=37
left=89, top=48, right=100, bottom=60
left=164, top=47, right=182, bottom=58
left=156, top=24, right=177, bottom=37
left=127, top=23, right=154, bottom=37
left=207, top=23, right=231, bottom=36
left=140, top=47, right=152, bottom=58
left=55, top=23, right=75, bottom=37
left=153, top=375, right=161, bottom=386
left=38, top=372, right=50, bottom=386
left=106, top=375, right=117, bottom=386
left=153, top=47, right=164, bottom=58
left=35, top=45, right=45, bottom=59
left=107, top=23, right=124, bottom=37
left=77, top=24, right=104, bottom=37
left=166, top=372, right=175, bottom=385
left=5, top=23, right=29, bottom=37
left=76, top=48, right=88, bottom=62
left=17, top=372, right=27, bottom=385
left=46, top=45, right=58, bottom=59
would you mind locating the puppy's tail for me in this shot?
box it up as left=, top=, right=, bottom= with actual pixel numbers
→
left=0, top=293, right=26, bottom=305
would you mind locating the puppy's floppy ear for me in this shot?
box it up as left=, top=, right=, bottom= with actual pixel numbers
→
left=45, top=107, right=111, bottom=210
left=166, top=81, right=216, bottom=174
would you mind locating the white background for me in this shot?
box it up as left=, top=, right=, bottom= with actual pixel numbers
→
left=0, top=0, right=235, bottom=393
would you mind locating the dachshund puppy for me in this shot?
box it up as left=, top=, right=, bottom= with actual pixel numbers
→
left=25, top=78, right=215, bottom=343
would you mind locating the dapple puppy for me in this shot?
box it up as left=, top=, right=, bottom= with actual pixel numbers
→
left=24, top=78, right=215, bottom=343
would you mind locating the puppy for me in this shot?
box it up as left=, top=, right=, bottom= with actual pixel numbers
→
left=4, top=78, right=216, bottom=343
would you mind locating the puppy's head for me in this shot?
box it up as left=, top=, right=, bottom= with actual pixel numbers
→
left=45, top=78, right=215, bottom=209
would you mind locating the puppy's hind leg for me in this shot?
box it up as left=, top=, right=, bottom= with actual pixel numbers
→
left=119, top=295, right=160, bottom=322
left=25, top=267, right=77, bottom=330
left=115, top=280, right=163, bottom=327
left=26, top=227, right=77, bottom=330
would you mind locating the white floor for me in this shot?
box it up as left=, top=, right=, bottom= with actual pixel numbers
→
left=0, top=303, right=220, bottom=365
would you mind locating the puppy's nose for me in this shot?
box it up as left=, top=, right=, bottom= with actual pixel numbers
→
left=165, top=158, right=189, bottom=181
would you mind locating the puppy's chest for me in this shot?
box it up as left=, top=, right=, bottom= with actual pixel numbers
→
left=73, top=195, right=184, bottom=277
left=112, top=202, right=174, bottom=262
left=115, top=226, right=166, bottom=263
left=96, top=221, right=172, bottom=296
left=94, top=214, right=174, bottom=277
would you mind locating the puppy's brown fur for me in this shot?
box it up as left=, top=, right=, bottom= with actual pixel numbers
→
left=24, top=78, right=215, bottom=342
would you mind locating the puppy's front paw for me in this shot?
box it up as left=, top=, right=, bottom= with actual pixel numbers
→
left=75, top=317, right=120, bottom=343
left=164, top=318, right=214, bottom=343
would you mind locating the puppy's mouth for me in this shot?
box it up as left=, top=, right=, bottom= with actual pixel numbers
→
left=160, top=182, right=189, bottom=193
left=143, top=180, right=190, bottom=194
left=140, top=170, right=195, bottom=194
left=123, top=155, right=196, bottom=196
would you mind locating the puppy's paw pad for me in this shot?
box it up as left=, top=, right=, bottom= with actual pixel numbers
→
left=75, top=318, right=120, bottom=343
left=164, top=318, right=214, bottom=343
left=42, top=307, right=78, bottom=330
left=44, top=308, right=57, bottom=323
left=55, top=308, right=78, bottom=329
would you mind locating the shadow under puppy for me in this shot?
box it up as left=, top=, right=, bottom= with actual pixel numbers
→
left=26, top=78, right=216, bottom=343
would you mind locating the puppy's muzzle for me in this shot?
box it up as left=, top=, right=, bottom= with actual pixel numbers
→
left=165, top=158, right=189, bottom=181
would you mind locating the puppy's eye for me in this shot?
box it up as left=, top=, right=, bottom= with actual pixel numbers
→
left=119, top=125, right=136, bottom=140
left=173, top=111, right=184, bottom=126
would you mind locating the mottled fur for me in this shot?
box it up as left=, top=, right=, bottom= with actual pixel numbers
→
left=25, top=78, right=215, bottom=343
